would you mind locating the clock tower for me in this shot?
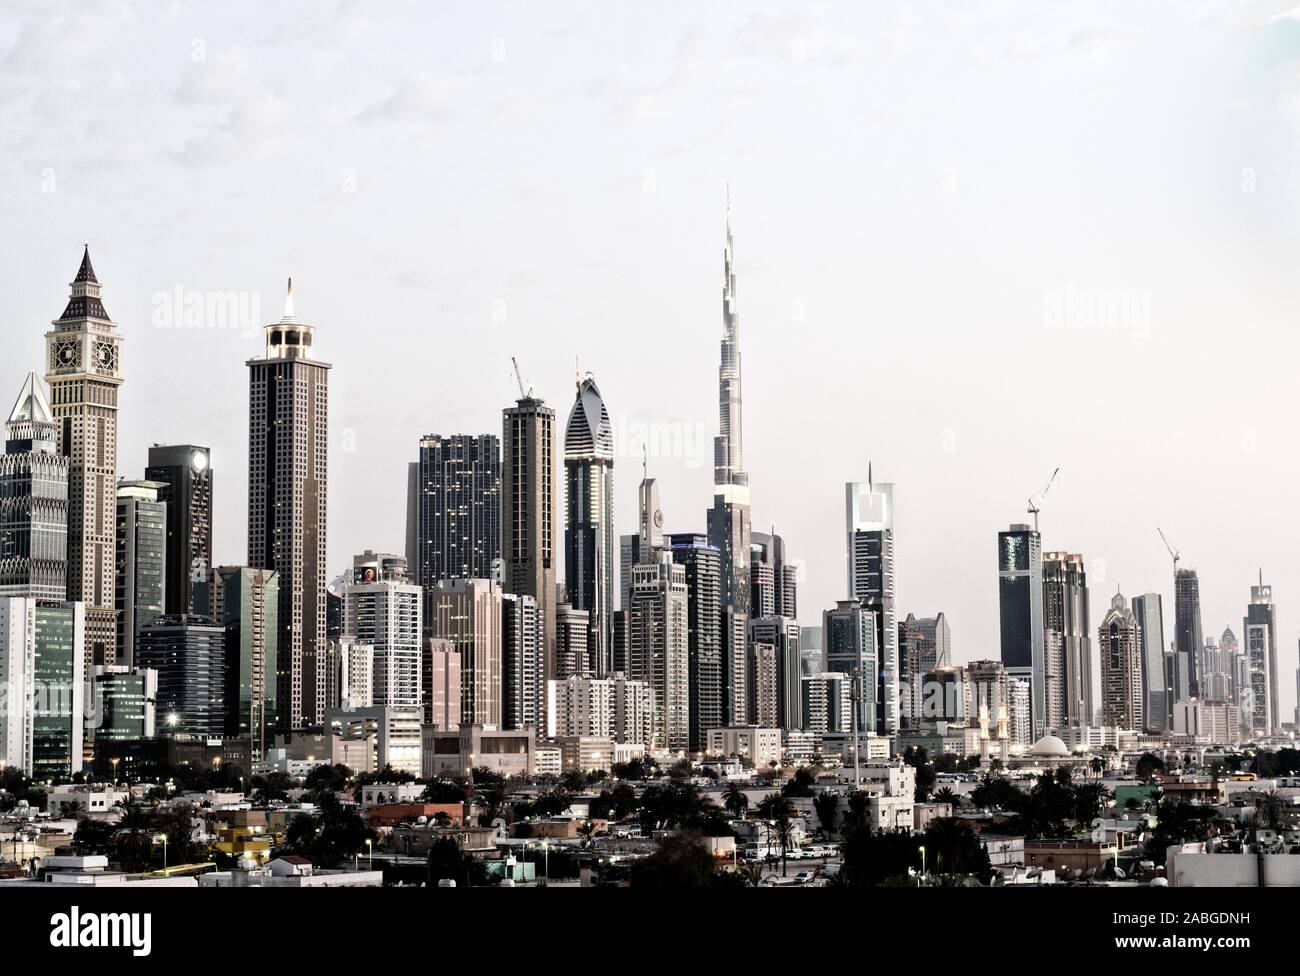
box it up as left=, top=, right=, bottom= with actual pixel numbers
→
left=44, top=245, right=123, bottom=669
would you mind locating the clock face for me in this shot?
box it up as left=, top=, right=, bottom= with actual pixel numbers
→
left=50, top=338, right=80, bottom=373
left=653, top=510, right=663, bottom=528
left=191, top=449, right=208, bottom=473
left=92, top=339, right=119, bottom=373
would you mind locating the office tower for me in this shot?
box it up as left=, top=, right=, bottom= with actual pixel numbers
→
left=502, top=392, right=558, bottom=693
left=1244, top=580, right=1277, bottom=736
left=502, top=592, right=543, bottom=732
left=547, top=673, right=654, bottom=745
left=668, top=532, right=722, bottom=753
left=1132, top=593, right=1169, bottom=733
left=0, top=373, right=68, bottom=600
left=1221, top=626, right=1241, bottom=703
left=1042, top=552, right=1092, bottom=730
left=114, top=480, right=167, bottom=667
left=620, top=467, right=665, bottom=610
left=846, top=480, right=898, bottom=733
left=923, top=665, right=971, bottom=724
left=799, top=625, right=824, bottom=670
left=343, top=553, right=422, bottom=711
left=801, top=672, right=851, bottom=734
left=0, top=598, right=85, bottom=779
left=1199, top=636, right=1231, bottom=701
left=965, top=659, right=1010, bottom=722
left=747, top=641, right=778, bottom=729
left=1098, top=591, right=1142, bottom=729
left=751, top=530, right=797, bottom=619
left=91, top=665, right=157, bottom=741
left=145, top=444, right=212, bottom=616
left=750, top=615, right=802, bottom=730
left=1295, top=662, right=1300, bottom=729
left=564, top=374, right=615, bottom=675
left=212, top=566, right=278, bottom=758
left=410, top=434, right=502, bottom=597
left=899, top=611, right=952, bottom=728
left=428, top=578, right=503, bottom=726
left=44, top=246, right=123, bottom=668
left=325, top=636, right=373, bottom=711
left=325, top=575, right=345, bottom=639
left=824, top=599, right=878, bottom=732
left=555, top=602, right=590, bottom=679
left=247, top=280, right=329, bottom=731
left=998, top=523, right=1045, bottom=738
left=627, top=552, right=689, bottom=751
left=137, top=613, right=225, bottom=737
left=1173, top=568, right=1204, bottom=698
left=1008, top=678, right=1032, bottom=746
left=423, top=638, right=460, bottom=729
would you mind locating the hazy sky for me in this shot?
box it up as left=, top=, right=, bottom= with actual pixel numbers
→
left=3, top=1, right=1300, bottom=720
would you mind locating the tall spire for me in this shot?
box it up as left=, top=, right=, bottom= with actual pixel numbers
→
left=714, top=192, right=745, bottom=488
left=281, top=276, right=295, bottom=322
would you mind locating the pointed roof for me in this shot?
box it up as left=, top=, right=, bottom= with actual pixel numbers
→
left=8, top=371, right=52, bottom=425
left=564, top=373, right=614, bottom=460
left=74, top=243, right=98, bottom=284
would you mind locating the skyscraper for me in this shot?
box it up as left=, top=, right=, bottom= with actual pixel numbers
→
left=628, top=552, right=689, bottom=752
left=555, top=602, right=590, bottom=679
left=145, top=443, right=213, bottom=616
left=0, top=372, right=68, bottom=600
left=751, top=529, right=797, bottom=619
left=428, top=578, right=503, bottom=727
left=1098, top=591, right=1142, bottom=729
left=1244, top=580, right=1277, bottom=736
left=749, top=614, right=802, bottom=730
left=0, top=597, right=84, bottom=779
left=998, top=523, right=1045, bottom=738
left=138, top=613, right=226, bottom=737
left=411, top=434, right=502, bottom=595
left=847, top=480, right=898, bottom=733
left=1042, top=551, right=1092, bottom=731
left=343, top=552, right=422, bottom=712
left=620, top=465, right=664, bottom=610
left=564, top=374, right=615, bottom=676
left=824, top=599, right=878, bottom=732
left=502, top=392, right=557, bottom=695
left=1132, top=593, right=1169, bottom=733
left=114, top=480, right=167, bottom=667
left=45, top=246, right=124, bottom=668
left=1173, top=568, right=1204, bottom=700
left=213, top=566, right=279, bottom=759
left=247, top=280, right=330, bottom=731
left=668, top=532, right=722, bottom=754
left=501, top=591, right=543, bottom=733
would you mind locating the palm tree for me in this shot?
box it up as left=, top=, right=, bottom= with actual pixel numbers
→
left=722, top=782, right=748, bottom=819
left=738, top=862, right=764, bottom=887
left=931, top=787, right=958, bottom=808
left=813, top=791, right=839, bottom=839
left=1090, top=756, right=1106, bottom=780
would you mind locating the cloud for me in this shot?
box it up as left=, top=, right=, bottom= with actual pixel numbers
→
left=175, top=46, right=256, bottom=104
left=731, top=9, right=864, bottom=66
left=358, top=72, right=463, bottom=122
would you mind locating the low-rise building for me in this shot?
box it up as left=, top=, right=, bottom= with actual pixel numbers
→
left=706, top=727, right=782, bottom=770
left=421, top=724, right=534, bottom=778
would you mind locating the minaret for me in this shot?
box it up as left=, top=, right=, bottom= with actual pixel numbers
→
left=45, top=245, right=123, bottom=668
left=708, top=197, right=753, bottom=727
left=247, top=277, right=331, bottom=731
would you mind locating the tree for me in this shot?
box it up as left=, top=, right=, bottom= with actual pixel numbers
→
left=1135, top=752, right=1165, bottom=783
left=782, top=767, right=816, bottom=798
left=425, top=837, right=487, bottom=887
left=813, top=792, right=840, bottom=838
left=629, top=832, right=734, bottom=888
left=722, top=782, right=748, bottom=819
left=421, top=779, right=469, bottom=804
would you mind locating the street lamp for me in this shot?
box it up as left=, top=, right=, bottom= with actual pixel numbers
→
left=110, top=757, right=119, bottom=787
left=918, top=844, right=926, bottom=885
left=366, top=838, right=373, bottom=870
left=154, top=834, right=169, bottom=871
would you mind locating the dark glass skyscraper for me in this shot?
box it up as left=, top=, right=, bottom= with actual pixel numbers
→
left=145, top=443, right=213, bottom=616
left=1042, top=551, right=1091, bottom=730
left=998, top=523, right=1045, bottom=738
left=1132, top=592, right=1169, bottom=733
left=138, top=613, right=226, bottom=737
left=564, top=376, right=614, bottom=675
left=1173, top=568, right=1203, bottom=699
left=115, top=480, right=167, bottom=668
left=412, top=433, right=501, bottom=593
left=0, top=372, right=67, bottom=600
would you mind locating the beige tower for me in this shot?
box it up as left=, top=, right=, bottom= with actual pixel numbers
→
left=44, top=246, right=123, bottom=669
left=247, top=280, right=331, bottom=732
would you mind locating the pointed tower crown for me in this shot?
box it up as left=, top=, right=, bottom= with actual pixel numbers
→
left=5, top=371, right=59, bottom=450
left=58, top=244, right=112, bottom=323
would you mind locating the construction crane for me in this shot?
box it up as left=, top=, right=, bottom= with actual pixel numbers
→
left=511, top=357, right=533, bottom=400
left=1026, top=466, right=1060, bottom=533
left=1157, top=527, right=1180, bottom=574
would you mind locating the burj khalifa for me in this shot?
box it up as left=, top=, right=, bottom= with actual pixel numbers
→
left=707, top=204, right=752, bottom=726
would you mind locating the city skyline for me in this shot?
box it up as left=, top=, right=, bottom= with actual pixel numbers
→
left=2, top=2, right=1298, bottom=724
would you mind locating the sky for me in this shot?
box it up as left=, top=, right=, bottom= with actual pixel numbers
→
left=3, top=0, right=1300, bottom=720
